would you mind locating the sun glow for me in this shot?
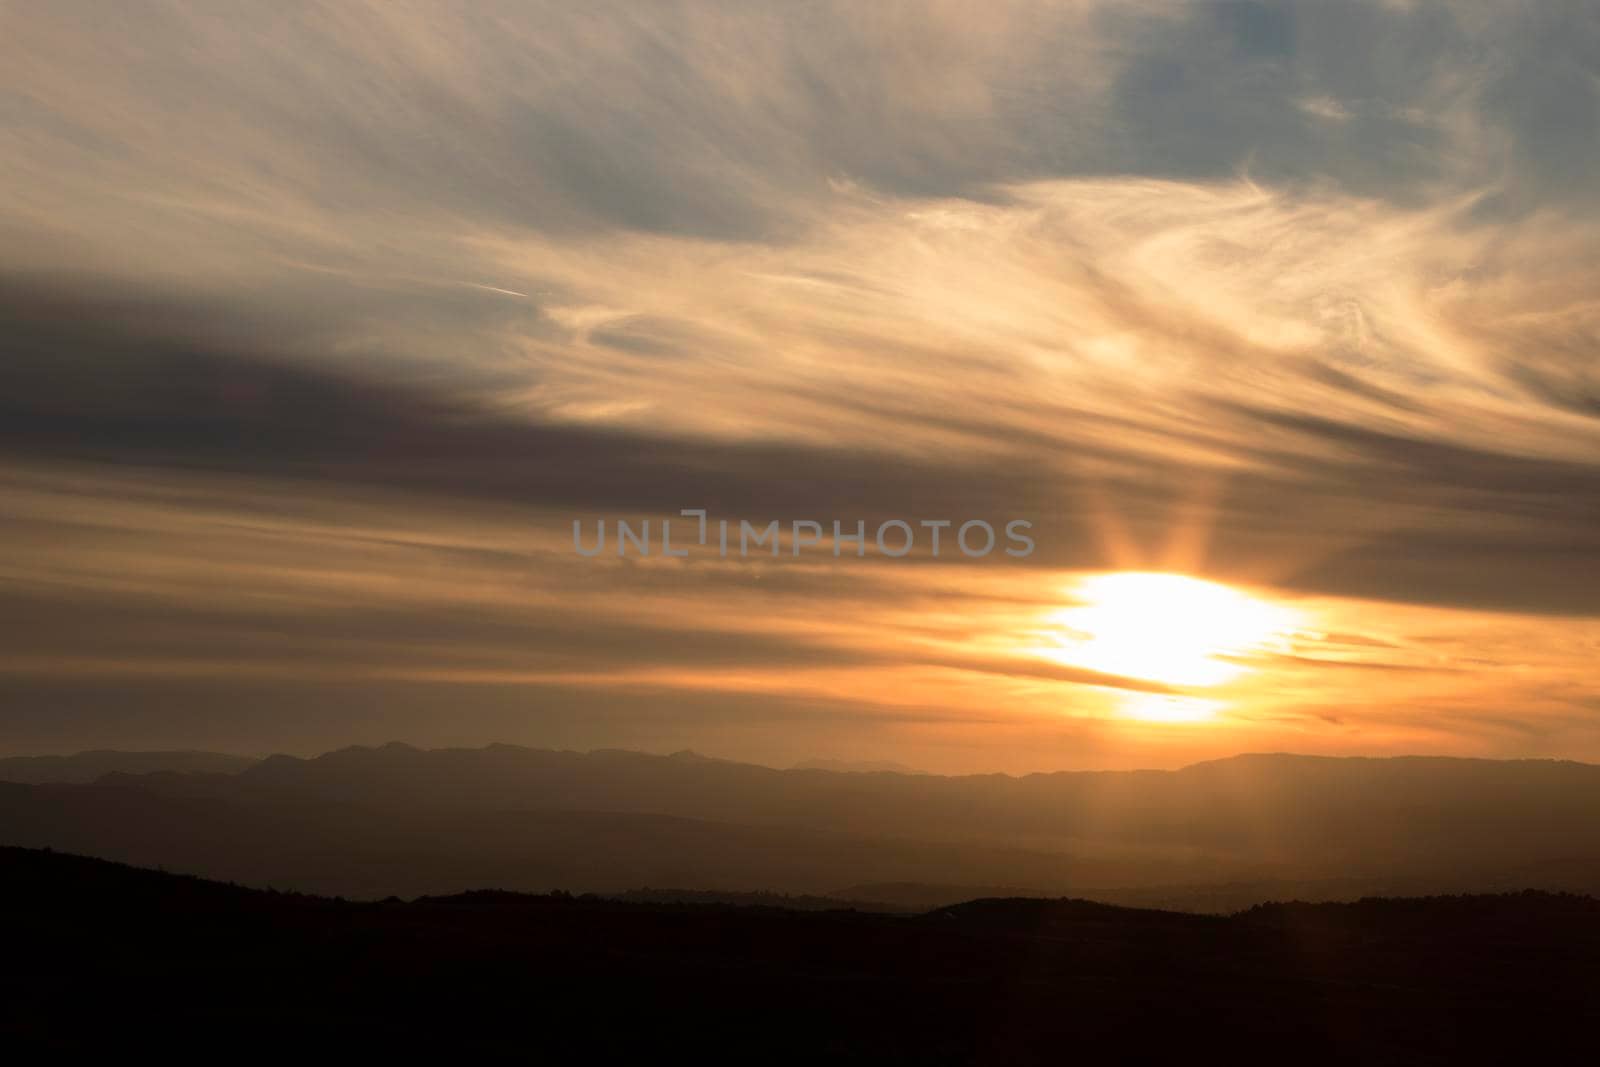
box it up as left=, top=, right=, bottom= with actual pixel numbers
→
left=1044, top=572, right=1297, bottom=692
left=1116, top=694, right=1225, bottom=724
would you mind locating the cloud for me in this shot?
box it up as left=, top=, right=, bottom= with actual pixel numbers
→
left=5, top=2, right=1592, bottom=269
left=6, top=159, right=1597, bottom=616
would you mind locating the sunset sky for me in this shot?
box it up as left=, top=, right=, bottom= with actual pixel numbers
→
left=2, top=1, right=1597, bottom=772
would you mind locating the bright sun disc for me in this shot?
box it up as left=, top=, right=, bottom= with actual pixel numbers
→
left=1045, top=572, right=1295, bottom=689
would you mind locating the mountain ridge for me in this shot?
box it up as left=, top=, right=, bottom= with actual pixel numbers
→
left=8, top=742, right=1600, bottom=908
left=0, top=748, right=258, bottom=784
left=11, top=739, right=1592, bottom=787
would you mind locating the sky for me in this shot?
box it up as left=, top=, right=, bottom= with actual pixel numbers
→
left=1, top=0, right=1597, bottom=772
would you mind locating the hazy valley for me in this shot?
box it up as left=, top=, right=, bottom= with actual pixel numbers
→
left=8, top=743, right=1600, bottom=911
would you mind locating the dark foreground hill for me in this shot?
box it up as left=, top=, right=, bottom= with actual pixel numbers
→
left=4, top=847, right=1598, bottom=1063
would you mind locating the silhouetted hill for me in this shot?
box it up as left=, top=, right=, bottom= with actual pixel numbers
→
left=58, top=742, right=1600, bottom=905
left=834, top=882, right=1055, bottom=911
left=4, top=845, right=1598, bottom=1062
left=0, top=748, right=256, bottom=783
left=614, top=887, right=894, bottom=911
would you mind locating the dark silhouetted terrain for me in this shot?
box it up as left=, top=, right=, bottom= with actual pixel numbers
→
left=4, top=846, right=1598, bottom=1062
left=7, top=743, right=1600, bottom=909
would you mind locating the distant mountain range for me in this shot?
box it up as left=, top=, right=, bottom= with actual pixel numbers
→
left=8, top=844, right=1600, bottom=1060
left=5, top=742, right=1600, bottom=909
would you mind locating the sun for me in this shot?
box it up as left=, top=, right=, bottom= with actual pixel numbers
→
left=1043, top=572, right=1295, bottom=689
